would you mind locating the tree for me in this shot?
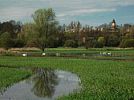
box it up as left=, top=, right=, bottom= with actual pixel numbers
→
left=0, top=32, right=13, bottom=50
left=97, top=37, right=105, bottom=48
left=32, top=8, right=58, bottom=51
left=64, top=40, right=78, bottom=48
left=21, top=23, right=37, bottom=47
left=106, top=34, right=120, bottom=47
left=120, top=39, right=134, bottom=48
left=0, top=20, right=22, bottom=38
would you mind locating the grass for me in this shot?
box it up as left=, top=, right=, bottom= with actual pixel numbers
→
left=7, top=47, right=134, bottom=54
left=43, top=48, right=134, bottom=57
left=2, top=48, right=134, bottom=62
left=0, top=67, right=31, bottom=91
left=0, top=56, right=134, bottom=100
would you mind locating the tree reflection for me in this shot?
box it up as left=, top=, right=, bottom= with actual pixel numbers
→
left=31, top=68, right=58, bottom=98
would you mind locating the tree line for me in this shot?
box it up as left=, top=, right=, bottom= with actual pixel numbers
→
left=0, top=8, right=134, bottom=51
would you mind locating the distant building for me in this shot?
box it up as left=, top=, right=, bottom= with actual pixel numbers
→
left=111, top=19, right=116, bottom=30
left=109, top=19, right=119, bottom=33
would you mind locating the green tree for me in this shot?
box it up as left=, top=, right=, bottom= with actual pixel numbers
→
left=106, top=34, right=120, bottom=47
left=85, top=37, right=96, bottom=49
left=64, top=40, right=78, bottom=48
left=120, top=39, right=134, bottom=48
left=97, top=37, right=105, bottom=48
left=0, top=32, right=13, bottom=50
left=32, top=8, right=58, bottom=51
left=21, top=23, right=37, bottom=47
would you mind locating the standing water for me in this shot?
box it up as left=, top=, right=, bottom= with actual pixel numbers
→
left=0, top=68, right=81, bottom=100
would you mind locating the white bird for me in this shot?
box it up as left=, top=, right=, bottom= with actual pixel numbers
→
left=56, top=53, right=60, bottom=56
left=107, top=52, right=112, bottom=56
left=42, top=53, right=46, bottom=56
left=82, top=54, right=86, bottom=57
left=22, top=53, right=27, bottom=57
left=103, top=52, right=107, bottom=55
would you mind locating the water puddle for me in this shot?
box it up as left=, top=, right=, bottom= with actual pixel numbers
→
left=0, top=68, right=81, bottom=100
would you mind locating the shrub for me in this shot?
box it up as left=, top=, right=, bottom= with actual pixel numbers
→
left=85, top=37, right=95, bottom=49
left=85, top=37, right=104, bottom=48
left=106, top=34, right=120, bottom=47
left=64, top=40, right=78, bottom=48
left=13, top=39, right=25, bottom=48
left=97, top=37, right=105, bottom=48
left=0, top=32, right=13, bottom=50
left=120, top=39, right=134, bottom=48
left=94, top=41, right=104, bottom=48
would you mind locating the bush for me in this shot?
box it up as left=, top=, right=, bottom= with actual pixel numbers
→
left=97, top=37, right=105, bottom=48
left=94, top=42, right=104, bottom=48
left=0, top=32, right=13, bottom=50
left=13, top=39, right=25, bottom=48
left=120, top=39, right=134, bottom=48
left=64, top=40, right=78, bottom=48
left=47, top=37, right=59, bottom=48
left=85, top=37, right=104, bottom=48
left=85, top=37, right=95, bottom=49
left=106, top=34, right=120, bottom=47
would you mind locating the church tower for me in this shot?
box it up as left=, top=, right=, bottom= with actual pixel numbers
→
left=111, top=19, right=116, bottom=30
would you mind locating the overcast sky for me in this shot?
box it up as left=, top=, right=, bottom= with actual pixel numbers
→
left=0, top=0, right=134, bottom=26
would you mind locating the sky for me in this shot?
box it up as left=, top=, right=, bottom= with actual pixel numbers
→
left=0, top=0, right=134, bottom=26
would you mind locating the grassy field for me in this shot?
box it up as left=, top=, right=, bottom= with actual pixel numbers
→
left=8, top=47, right=134, bottom=54
left=0, top=55, right=134, bottom=100
left=1, top=48, right=134, bottom=61
left=0, top=67, right=31, bottom=91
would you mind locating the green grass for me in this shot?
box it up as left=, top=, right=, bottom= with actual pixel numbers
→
left=28, top=47, right=134, bottom=53
left=0, top=56, right=134, bottom=100
left=8, top=47, right=134, bottom=55
left=0, top=67, right=31, bottom=91
left=5, top=48, right=134, bottom=61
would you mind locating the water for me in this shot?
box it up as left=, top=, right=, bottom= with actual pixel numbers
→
left=0, top=68, right=81, bottom=100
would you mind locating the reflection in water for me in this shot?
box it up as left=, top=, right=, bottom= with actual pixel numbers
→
left=31, top=68, right=58, bottom=98
left=0, top=68, right=81, bottom=100
left=0, top=87, right=7, bottom=95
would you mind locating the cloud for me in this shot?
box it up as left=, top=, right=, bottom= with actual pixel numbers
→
left=57, top=14, right=67, bottom=17
left=57, top=8, right=116, bottom=17
left=0, top=0, right=134, bottom=24
left=0, top=7, right=35, bottom=21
